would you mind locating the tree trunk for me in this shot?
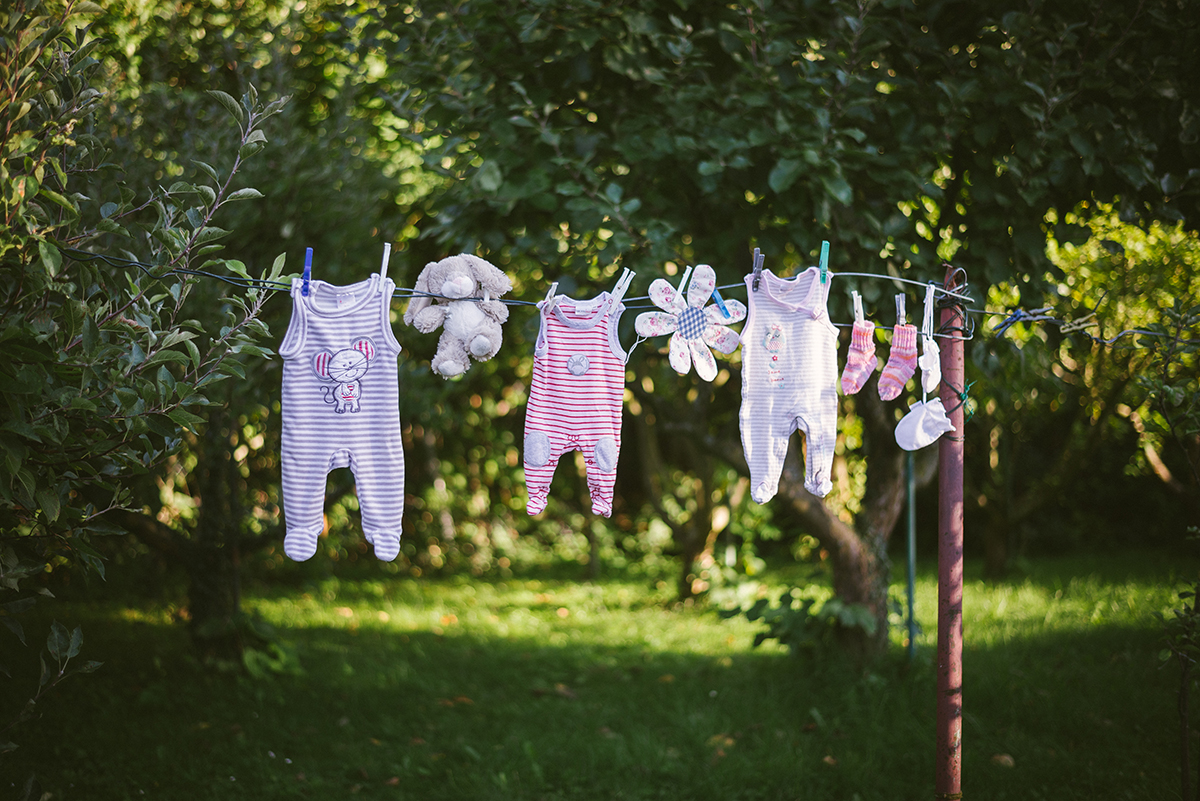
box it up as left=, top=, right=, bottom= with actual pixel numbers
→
left=185, top=533, right=246, bottom=662
left=114, top=405, right=266, bottom=666
left=766, top=392, right=911, bottom=659
left=632, top=382, right=720, bottom=600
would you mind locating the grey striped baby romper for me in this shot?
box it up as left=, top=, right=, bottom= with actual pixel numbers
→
left=278, top=267, right=405, bottom=561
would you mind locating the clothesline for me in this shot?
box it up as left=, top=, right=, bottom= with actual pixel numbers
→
left=63, top=247, right=1180, bottom=347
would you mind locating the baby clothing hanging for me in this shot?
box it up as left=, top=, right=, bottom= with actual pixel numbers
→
left=278, top=247, right=405, bottom=561
left=896, top=284, right=954, bottom=451
left=839, top=290, right=877, bottom=395
left=523, top=271, right=634, bottom=517
left=634, top=264, right=746, bottom=381
left=739, top=265, right=839, bottom=501
left=878, top=294, right=918, bottom=401
left=917, top=284, right=942, bottom=395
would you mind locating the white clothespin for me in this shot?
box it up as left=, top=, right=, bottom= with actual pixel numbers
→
left=919, top=283, right=941, bottom=395
left=895, top=293, right=906, bottom=325
left=852, top=290, right=865, bottom=324
left=378, top=242, right=392, bottom=279
left=611, top=268, right=635, bottom=306
left=677, top=264, right=693, bottom=294
left=543, top=281, right=559, bottom=312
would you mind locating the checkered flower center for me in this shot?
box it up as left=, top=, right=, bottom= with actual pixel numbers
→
left=677, top=306, right=706, bottom=341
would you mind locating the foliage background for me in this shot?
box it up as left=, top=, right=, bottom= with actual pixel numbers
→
left=2, top=0, right=1200, bottom=794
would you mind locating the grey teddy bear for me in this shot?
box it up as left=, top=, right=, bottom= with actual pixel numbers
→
left=403, top=254, right=513, bottom=378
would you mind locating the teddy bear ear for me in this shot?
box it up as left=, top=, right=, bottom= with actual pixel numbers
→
left=463, top=254, right=512, bottom=295
left=312, top=350, right=334, bottom=379
left=351, top=337, right=376, bottom=361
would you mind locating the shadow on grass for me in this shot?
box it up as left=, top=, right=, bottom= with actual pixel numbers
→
left=2, top=581, right=1180, bottom=801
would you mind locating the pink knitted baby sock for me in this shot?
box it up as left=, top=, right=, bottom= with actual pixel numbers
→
left=840, top=320, right=878, bottom=395
left=878, top=323, right=918, bottom=401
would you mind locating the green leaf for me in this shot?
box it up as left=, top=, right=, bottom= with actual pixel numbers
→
left=38, top=240, right=62, bottom=277
left=819, top=174, right=854, bottom=205
left=207, top=90, right=245, bottom=126
left=194, top=227, right=230, bottom=246
left=99, top=201, right=119, bottom=219
left=475, top=162, right=503, bottom=193
left=35, top=486, right=60, bottom=523
left=225, top=187, right=264, bottom=202
left=96, top=218, right=129, bottom=237
left=81, top=316, right=98, bottom=353
left=46, top=620, right=71, bottom=661
left=768, top=158, right=804, bottom=193
left=144, top=349, right=190, bottom=369
left=67, top=625, right=82, bottom=659
left=185, top=338, right=201, bottom=370
left=224, top=259, right=249, bottom=279
left=167, top=408, right=206, bottom=433
left=191, top=160, right=220, bottom=182
left=0, top=616, right=26, bottom=646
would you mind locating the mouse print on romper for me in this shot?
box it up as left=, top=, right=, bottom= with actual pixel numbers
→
left=312, top=337, right=376, bottom=413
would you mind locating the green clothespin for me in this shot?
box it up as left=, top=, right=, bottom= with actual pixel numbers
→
left=819, top=240, right=829, bottom=284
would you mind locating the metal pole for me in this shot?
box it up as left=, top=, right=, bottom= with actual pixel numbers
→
left=936, top=265, right=966, bottom=800
left=906, top=451, right=917, bottom=662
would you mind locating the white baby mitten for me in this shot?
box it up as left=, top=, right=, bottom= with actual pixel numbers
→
left=895, top=398, right=955, bottom=451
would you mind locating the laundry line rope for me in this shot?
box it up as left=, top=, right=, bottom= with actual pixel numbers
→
left=62, top=247, right=1186, bottom=346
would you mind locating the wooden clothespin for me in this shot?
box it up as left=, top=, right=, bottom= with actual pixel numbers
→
left=302, top=247, right=313, bottom=296
left=819, top=240, right=830, bottom=284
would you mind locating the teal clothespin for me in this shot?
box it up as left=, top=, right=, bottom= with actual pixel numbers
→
left=819, top=240, right=829, bottom=284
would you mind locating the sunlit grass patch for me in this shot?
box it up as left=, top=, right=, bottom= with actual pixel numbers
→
left=5, top=551, right=1191, bottom=800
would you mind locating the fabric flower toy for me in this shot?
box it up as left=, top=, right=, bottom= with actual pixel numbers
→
left=634, top=264, right=747, bottom=381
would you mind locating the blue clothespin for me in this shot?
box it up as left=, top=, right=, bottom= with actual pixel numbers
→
left=819, top=240, right=829, bottom=284
left=302, top=247, right=313, bottom=297
left=711, top=287, right=731, bottom=318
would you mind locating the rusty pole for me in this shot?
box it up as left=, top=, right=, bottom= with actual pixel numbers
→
left=936, top=264, right=966, bottom=800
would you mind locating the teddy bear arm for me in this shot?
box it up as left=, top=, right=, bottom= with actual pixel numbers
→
left=479, top=300, right=510, bottom=324
left=413, top=305, right=447, bottom=333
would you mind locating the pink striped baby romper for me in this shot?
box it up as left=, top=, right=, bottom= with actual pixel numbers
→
left=523, top=291, right=629, bottom=517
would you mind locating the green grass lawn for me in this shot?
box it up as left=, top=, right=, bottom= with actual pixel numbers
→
left=1, top=551, right=1191, bottom=800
